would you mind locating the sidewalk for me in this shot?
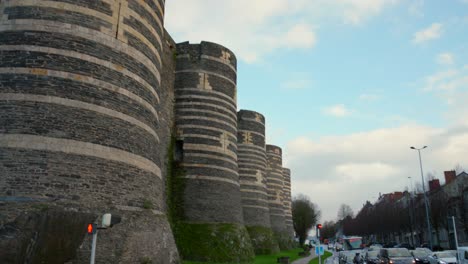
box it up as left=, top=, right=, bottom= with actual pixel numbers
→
left=291, top=249, right=317, bottom=264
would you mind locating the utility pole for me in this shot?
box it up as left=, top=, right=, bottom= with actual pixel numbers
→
left=410, top=146, right=433, bottom=249
left=451, top=216, right=459, bottom=249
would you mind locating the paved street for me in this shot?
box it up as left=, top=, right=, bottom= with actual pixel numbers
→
left=291, top=249, right=317, bottom=264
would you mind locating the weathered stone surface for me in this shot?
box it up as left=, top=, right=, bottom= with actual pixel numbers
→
left=0, top=0, right=179, bottom=262
left=174, top=41, right=242, bottom=224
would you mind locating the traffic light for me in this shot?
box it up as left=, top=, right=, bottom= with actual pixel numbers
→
left=316, top=224, right=322, bottom=229
left=87, top=223, right=97, bottom=234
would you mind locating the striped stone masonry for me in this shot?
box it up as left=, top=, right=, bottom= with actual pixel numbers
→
left=175, top=41, right=243, bottom=224
left=283, top=167, right=294, bottom=236
left=266, top=144, right=287, bottom=233
left=0, top=0, right=165, bottom=213
left=0, top=0, right=180, bottom=262
left=237, top=110, right=271, bottom=227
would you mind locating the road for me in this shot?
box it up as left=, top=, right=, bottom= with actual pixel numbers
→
left=291, top=249, right=338, bottom=264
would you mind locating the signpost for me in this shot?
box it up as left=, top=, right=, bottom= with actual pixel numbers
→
left=316, top=224, right=323, bottom=264
left=87, top=214, right=121, bottom=264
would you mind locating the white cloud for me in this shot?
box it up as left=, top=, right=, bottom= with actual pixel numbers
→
left=339, top=0, right=400, bottom=25
left=323, top=104, right=351, bottom=117
left=165, top=0, right=399, bottom=63
left=286, top=123, right=468, bottom=221
left=436, top=52, right=455, bottom=65
left=408, top=0, right=424, bottom=17
left=423, top=65, right=468, bottom=92
left=412, top=23, right=443, bottom=44
left=359, top=93, right=380, bottom=101
left=335, top=162, right=401, bottom=181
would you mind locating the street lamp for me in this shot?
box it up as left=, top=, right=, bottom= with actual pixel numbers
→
left=410, top=146, right=433, bottom=249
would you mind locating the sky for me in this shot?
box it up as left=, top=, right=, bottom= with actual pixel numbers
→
left=164, top=0, right=468, bottom=222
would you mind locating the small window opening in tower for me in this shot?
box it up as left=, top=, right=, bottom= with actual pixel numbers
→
left=174, top=140, right=184, bottom=162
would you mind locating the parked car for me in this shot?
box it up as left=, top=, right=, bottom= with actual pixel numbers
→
left=378, top=248, right=415, bottom=264
left=411, top=248, right=432, bottom=264
left=395, top=243, right=415, bottom=250
left=369, top=245, right=383, bottom=252
left=384, top=242, right=398, bottom=248
left=340, top=251, right=360, bottom=264
left=363, top=249, right=380, bottom=264
left=427, top=250, right=457, bottom=264
left=457, top=247, right=468, bottom=264
left=336, top=243, right=344, bottom=251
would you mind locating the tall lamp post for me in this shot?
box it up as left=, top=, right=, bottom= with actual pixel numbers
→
left=410, top=146, right=433, bottom=249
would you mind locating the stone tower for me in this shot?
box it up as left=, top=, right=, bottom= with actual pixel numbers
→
left=0, top=0, right=179, bottom=262
left=283, top=167, right=294, bottom=236
left=174, top=41, right=254, bottom=262
left=237, top=110, right=279, bottom=254
left=266, top=144, right=290, bottom=249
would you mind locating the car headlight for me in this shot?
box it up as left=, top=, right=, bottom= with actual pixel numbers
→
left=415, top=259, right=420, bottom=262
left=438, top=261, right=447, bottom=264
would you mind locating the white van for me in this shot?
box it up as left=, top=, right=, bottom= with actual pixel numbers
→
left=457, top=247, right=468, bottom=264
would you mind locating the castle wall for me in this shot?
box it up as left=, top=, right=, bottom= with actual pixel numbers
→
left=237, top=110, right=270, bottom=227
left=266, top=144, right=286, bottom=233
left=174, top=41, right=243, bottom=223
left=283, top=168, right=294, bottom=236
left=0, top=0, right=178, bottom=262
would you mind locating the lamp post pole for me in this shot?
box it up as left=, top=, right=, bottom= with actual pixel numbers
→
left=410, top=146, right=433, bottom=250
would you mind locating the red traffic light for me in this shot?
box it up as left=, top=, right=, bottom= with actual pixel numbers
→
left=87, top=223, right=96, bottom=234
left=316, top=224, right=322, bottom=229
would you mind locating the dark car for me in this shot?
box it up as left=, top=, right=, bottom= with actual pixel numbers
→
left=395, top=244, right=415, bottom=250
left=364, top=249, right=380, bottom=264
left=379, top=248, right=416, bottom=264
left=384, top=242, right=398, bottom=248
left=412, top=248, right=432, bottom=264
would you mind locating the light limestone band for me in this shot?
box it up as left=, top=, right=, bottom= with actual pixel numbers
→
left=0, top=93, right=159, bottom=142
left=0, top=67, right=159, bottom=120
left=1, top=0, right=163, bottom=66
left=242, top=205, right=270, bottom=211
left=181, top=163, right=238, bottom=175
left=175, top=70, right=237, bottom=87
left=241, top=190, right=268, bottom=197
left=183, top=143, right=236, bottom=159
left=176, top=115, right=237, bottom=132
left=0, top=134, right=162, bottom=178
left=176, top=94, right=236, bottom=113
left=177, top=108, right=237, bottom=125
left=176, top=87, right=236, bottom=105
left=0, top=45, right=160, bottom=101
left=0, top=21, right=161, bottom=85
left=182, top=175, right=240, bottom=186
left=176, top=101, right=237, bottom=119
left=184, top=152, right=238, bottom=167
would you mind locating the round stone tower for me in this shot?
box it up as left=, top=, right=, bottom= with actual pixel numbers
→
left=266, top=144, right=289, bottom=248
left=283, top=168, right=294, bottom=236
left=0, top=0, right=178, bottom=262
left=174, top=41, right=254, bottom=262
left=237, top=110, right=279, bottom=254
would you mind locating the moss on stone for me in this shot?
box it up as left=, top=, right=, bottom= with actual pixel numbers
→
left=174, top=222, right=255, bottom=263
left=165, top=135, right=187, bottom=228
left=274, top=231, right=296, bottom=251
left=245, top=226, right=279, bottom=255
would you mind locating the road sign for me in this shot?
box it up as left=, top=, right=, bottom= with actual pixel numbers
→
left=315, top=245, right=325, bottom=256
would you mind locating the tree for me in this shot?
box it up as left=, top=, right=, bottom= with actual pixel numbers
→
left=337, top=204, right=354, bottom=221
left=292, top=194, right=321, bottom=245
left=454, top=164, right=464, bottom=175
left=321, top=221, right=337, bottom=240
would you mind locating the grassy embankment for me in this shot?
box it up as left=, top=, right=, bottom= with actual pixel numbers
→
left=182, top=247, right=305, bottom=264
left=308, top=251, right=333, bottom=264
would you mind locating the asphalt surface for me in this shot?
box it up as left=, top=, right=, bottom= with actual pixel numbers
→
left=291, top=249, right=317, bottom=264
